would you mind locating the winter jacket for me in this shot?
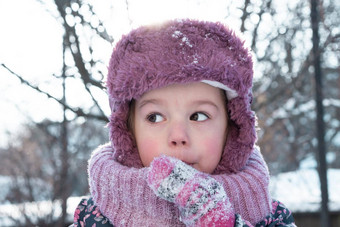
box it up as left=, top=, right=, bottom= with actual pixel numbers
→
left=72, top=198, right=296, bottom=227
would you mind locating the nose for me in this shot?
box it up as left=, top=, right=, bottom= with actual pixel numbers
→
left=171, top=139, right=187, bottom=146
left=168, top=121, right=190, bottom=147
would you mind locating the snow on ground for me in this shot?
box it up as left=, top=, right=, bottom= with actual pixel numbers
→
left=270, top=168, right=340, bottom=212
left=0, top=196, right=84, bottom=226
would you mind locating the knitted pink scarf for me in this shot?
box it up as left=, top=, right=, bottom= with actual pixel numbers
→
left=89, top=144, right=271, bottom=226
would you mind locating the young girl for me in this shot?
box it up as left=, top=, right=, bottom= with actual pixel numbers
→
left=73, top=19, right=295, bottom=226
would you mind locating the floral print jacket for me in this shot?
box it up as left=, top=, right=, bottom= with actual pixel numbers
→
left=72, top=198, right=296, bottom=227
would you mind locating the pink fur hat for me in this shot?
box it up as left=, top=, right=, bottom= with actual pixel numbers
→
left=106, top=19, right=256, bottom=173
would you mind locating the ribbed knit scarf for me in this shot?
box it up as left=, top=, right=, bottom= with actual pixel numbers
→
left=88, top=144, right=272, bottom=226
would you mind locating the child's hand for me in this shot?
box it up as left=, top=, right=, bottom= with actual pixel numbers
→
left=147, top=155, right=235, bottom=227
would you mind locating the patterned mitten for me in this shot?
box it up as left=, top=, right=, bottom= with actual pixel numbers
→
left=147, top=155, right=235, bottom=227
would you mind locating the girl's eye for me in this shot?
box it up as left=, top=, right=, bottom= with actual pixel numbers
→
left=190, top=112, right=209, bottom=121
left=147, top=113, right=164, bottom=123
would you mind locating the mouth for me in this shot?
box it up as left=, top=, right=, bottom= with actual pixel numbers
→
left=183, top=161, right=195, bottom=167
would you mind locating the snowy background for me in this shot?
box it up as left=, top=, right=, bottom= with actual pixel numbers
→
left=0, top=0, right=339, bottom=226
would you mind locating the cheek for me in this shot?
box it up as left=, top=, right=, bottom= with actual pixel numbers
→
left=202, top=137, right=224, bottom=156
left=197, top=136, right=224, bottom=173
left=200, top=117, right=227, bottom=156
left=137, top=137, right=161, bottom=167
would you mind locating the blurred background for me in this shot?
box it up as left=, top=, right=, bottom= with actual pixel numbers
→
left=0, top=0, right=339, bottom=226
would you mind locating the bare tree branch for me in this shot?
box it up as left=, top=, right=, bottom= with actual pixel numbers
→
left=54, top=0, right=105, bottom=90
left=251, top=0, right=273, bottom=51
left=125, top=0, right=133, bottom=26
left=240, top=0, right=250, bottom=32
left=1, top=63, right=108, bottom=122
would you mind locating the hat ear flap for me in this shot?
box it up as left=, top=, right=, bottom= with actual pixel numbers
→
left=109, top=101, right=144, bottom=168
left=214, top=96, right=256, bottom=173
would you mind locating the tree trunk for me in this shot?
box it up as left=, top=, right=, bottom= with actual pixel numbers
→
left=310, top=0, right=330, bottom=226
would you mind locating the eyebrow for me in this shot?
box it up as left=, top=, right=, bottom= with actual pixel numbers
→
left=136, top=99, right=165, bottom=109
left=192, top=100, right=220, bottom=110
left=137, top=98, right=220, bottom=110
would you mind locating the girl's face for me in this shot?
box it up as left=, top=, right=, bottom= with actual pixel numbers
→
left=133, top=82, right=228, bottom=174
